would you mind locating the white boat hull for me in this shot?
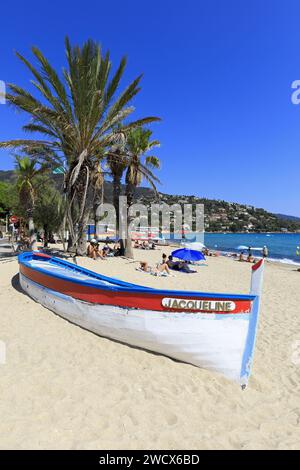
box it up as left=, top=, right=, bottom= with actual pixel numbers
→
left=20, top=273, right=250, bottom=382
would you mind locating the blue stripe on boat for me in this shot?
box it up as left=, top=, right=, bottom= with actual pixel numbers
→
left=18, top=252, right=256, bottom=301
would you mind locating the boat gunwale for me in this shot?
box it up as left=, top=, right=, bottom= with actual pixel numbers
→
left=18, top=252, right=256, bottom=301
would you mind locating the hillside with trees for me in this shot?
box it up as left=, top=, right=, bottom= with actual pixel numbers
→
left=1, top=169, right=300, bottom=233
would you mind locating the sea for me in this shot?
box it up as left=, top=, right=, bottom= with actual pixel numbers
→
left=202, top=233, right=300, bottom=265
left=91, top=225, right=300, bottom=265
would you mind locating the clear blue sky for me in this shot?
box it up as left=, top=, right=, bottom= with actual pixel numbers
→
left=0, top=0, right=300, bottom=215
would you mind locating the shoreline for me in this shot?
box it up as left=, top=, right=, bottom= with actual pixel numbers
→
left=1, top=237, right=300, bottom=268
left=217, top=250, right=300, bottom=268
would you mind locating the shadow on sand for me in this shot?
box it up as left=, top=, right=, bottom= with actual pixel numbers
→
left=9, top=268, right=181, bottom=367
left=11, top=273, right=24, bottom=294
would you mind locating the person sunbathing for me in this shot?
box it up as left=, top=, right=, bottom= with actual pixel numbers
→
left=139, top=257, right=170, bottom=275
left=167, top=255, right=196, bottom=273
left=87, top=239, right=104, bottom=260
left=139, top=261, right=150, bottom=272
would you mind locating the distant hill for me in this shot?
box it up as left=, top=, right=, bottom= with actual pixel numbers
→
left=275, top=213, right=300, bottom=222
left=1, top=169, right=300, bottom=232
left=134, top=191, right=300, bottom=233
left=0, top=170, right=16, bottom=183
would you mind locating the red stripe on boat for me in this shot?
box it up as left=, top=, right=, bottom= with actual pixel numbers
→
left=34, top=252, right=52, bottom=259
left=20, top=265, right=252, bottom=314
left=252, top=259, right=264, bottom=271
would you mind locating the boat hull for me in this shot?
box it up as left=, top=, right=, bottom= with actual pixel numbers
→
left=20, top=273, right=250, bottom=382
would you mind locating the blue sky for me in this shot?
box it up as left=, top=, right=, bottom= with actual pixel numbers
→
left=0, top=0, right=300, bottom=215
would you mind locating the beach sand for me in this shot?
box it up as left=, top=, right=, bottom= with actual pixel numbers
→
left=0, top=245, right=300, bottom=449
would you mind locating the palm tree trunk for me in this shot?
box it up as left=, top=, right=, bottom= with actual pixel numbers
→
left=124, top=182, right=135, bottom=259
left=77, top=211, right=89, bottom=256
left=67, top=236, right=76, bottom=252
left=94, top=183, right=104, bottom=238
left=113, top=173, right=122, bottom=237
left=67, top=211, right=77, bottom=252
left=43, top=224, right=49, bottom=247
left=28, top=215, right=37, bottom=251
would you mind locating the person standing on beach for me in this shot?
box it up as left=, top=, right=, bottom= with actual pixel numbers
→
left=262, top=246, right=268, bottom=258
left=248, top=246, right=253, bottom=257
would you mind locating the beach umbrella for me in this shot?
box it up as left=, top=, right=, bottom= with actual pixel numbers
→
left=181, top=241, right=206, bottom=251
left=237, top=245, right=263, bottom=251
left=171, top=248, right=206, bottom=262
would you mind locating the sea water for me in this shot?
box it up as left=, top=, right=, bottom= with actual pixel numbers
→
left=202, top=233, right=300, bottom=265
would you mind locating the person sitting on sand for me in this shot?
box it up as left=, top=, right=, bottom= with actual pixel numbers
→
left=102, top=242, right=113, bottom=256
left=112, top=241, right=121, bottom=256
left=247, top=254, right=254, bottom=263
left=157, top=259, right=170, bottom=275
left=139, top=254, right=170, bottom=276
left=157, top=254, right=170, bottom=273
left=167, top=255, right=186, bottom=271
left=87, top=239, right=104, bottom=260
left=167, top=255, right=176, bottom=269
left=167, top=255, right=196, bottom=273
left=113, top=240, right=125, bottom=257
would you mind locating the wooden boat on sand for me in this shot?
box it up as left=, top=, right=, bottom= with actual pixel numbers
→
left=18, top=252, right=264, bottom=387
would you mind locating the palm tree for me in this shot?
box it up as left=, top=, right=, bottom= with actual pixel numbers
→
left=15, top=156, right=47, bottom=250
left=0, top=38, right=160, bottom=255
left=124, top=127, right=161, bottom=258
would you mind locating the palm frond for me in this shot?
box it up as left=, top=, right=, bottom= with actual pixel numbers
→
left=145, top=155, right=161, bottom=169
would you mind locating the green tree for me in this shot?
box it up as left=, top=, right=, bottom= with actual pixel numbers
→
left=33, top=182, right=65, bottom=247
left=0, top=182, right=13, bottom=212
left=15, top=156, right=48, bottom=249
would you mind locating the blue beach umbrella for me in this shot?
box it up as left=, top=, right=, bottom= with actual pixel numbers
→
left=171, top=248, right=206, bottom=262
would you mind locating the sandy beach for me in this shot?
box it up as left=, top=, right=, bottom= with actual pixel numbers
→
left=0, top=245, right=300, bottom=450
